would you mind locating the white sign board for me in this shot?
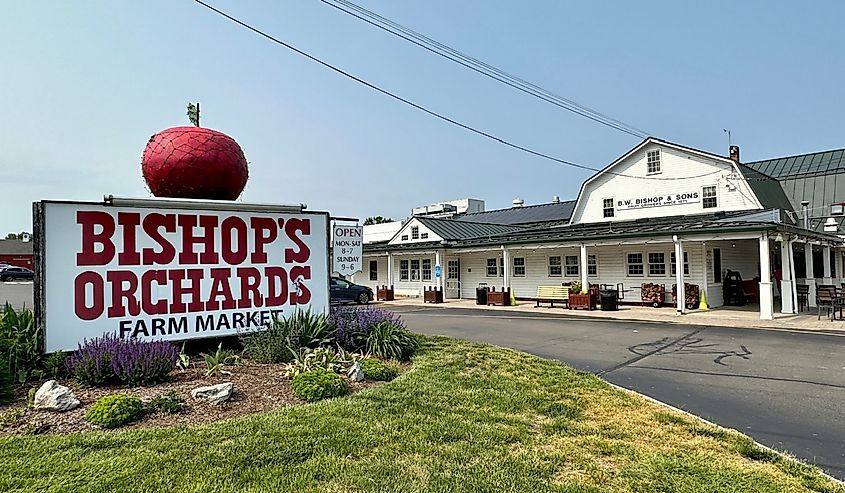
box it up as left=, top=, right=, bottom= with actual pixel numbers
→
left=39, top=201, right=329, bottom=352
left=332, top=225, right=363, bottom=276
left=617, top=192, right=700, bottom=211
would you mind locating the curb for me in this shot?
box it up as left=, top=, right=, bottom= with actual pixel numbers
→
left=386, top=302, right=845, bottom=337
left=606, top=381, right=845, bottom=485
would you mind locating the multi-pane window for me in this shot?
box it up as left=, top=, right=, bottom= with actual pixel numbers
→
left=647, top=149, right=661, bottom=174
left=447, top=261, right=459, bottom=280
left=422, top=259, right=432, bottom=281
left=627, top=253, right=644, bottom=276
left=548, top=256, right=562, bottom=277
left=369, top=260, right=378, bottom=281
left=648, top=252, right=666, bottom=276
left=411, top=226, right=419, bottom=240
left=702, top=186, right=717, bottom=208
left=603, top=198, right=615, bottom=218
left=670, top=251, right=690, bottom=275
left=587, top=255, right=597, bottom=276
left=513, top=257, right=526, bottom=277
left=420, top=232, right=428, bottom=239
left=399, top=260, right=409, bottom=281
left=565, top=255, right=579, bottom=276
left=410, top=260, right=421, bottom=281
left=486, top=258, right=499, bottom=277
left=401, top=235, right=408, bottom=241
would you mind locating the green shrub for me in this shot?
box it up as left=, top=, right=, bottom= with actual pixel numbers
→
left=241, top=309, right=334, bottom=363
left=42, top=351, right=69, bottom=380
left=0, top=304, right=42, bottom=384
left=0, top=359, right=12, bottom=403
left=200, top=343, right=240, bottom=376
left=365, top=321, right=418, bottom=361
left=360, top=358, right=398, bottom=381
left=291, top=369, right=348, bottom=402
left=145, top=391, right=185, bottom=414
left=86, top=394, right=144, bottom=428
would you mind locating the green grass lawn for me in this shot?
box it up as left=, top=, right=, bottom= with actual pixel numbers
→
left=1, top=337, right=841, bottom=493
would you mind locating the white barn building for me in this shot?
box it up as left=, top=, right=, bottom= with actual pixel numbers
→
left=357, top=138, right=844, bottom=320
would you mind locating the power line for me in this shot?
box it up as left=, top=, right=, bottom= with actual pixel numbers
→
left=192, top=0, right=724, bottom=182
left=320, top=0, right=650, bottom=139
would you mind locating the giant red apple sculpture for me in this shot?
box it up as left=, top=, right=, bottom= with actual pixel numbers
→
left=141, top=106, right=248, bottom=200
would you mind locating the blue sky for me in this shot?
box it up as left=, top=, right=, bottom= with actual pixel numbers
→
left=1, top=1, right=843, bottom=233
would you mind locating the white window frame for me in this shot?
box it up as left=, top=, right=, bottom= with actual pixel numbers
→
left=627, top=252, right=644, bottom=277
left=512, top=257, right=526, bottom=277
left=399, top=259, right=409, bottom=281
left=410, top=259, right=420, bottom=281
left=548, top=255, right=562, bottom=277
left=486, top=258, right=500, bottom=277
left=671, top=251, right=690, bottom=276
left=421, top=258, right=432, bottom=281
left=648, top=252, right=667, bottom=276
left=587, top=254, right=597, bottom=277
left=420, top=232, right=429, bottom=239
left=564, top=255, right=579, bottom=277
left=411, top=226, right=419, bottom=240
left=647, top=149, right=661, bottom=174
left=702, top=185, right=718, bottom=209
left=602, top=198, right=614, bottom=218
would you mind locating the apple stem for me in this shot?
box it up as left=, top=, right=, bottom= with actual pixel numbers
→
left=187, top=103, right=200, bottom=127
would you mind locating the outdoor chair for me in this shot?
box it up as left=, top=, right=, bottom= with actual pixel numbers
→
left=795, top=284, right=809, bottom=312
left=816, top=285, right=836, bottom=320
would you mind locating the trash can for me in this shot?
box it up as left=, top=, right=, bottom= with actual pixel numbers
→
left=476, top=284, right=488, bottom=305
left=599, top=289, right=618, bottom=311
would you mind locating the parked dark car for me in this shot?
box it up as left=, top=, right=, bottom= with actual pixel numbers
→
left=0, top=266, right=34, bottom=282
left=330, top=277, right=373, bottom=304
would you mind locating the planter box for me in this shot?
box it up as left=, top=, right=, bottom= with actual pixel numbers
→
left=423, top=287, right=443, bottom=304
left=487, top=288, right=511, bottom=306
left=569, top=293, right=595, bottom=311
left=376, top=285, right=394, bottom=302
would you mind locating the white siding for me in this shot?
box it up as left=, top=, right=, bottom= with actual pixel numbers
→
left=390, top=253, right=438, bottom=296
left=388, top=218, right=443, bottom=245
left=571, top=144, right=761, bottom=224
left=353, top=256, right=388, bottom=291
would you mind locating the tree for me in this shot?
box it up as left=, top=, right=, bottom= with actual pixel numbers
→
left=364, top=216, right=393, bottom=226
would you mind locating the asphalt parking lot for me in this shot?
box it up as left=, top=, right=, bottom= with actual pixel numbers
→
left=0, top=282, right=34, bottom=310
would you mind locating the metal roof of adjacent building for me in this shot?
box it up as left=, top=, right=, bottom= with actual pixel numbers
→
left=415, top=216, right=526, bottom=240
left=0, top=240, right=33, bottom=255
left=454, top=200, right=575, bottom=226
left=736, top=164, right=795, bottom=211
left=744, top=148, right=845, bottom=180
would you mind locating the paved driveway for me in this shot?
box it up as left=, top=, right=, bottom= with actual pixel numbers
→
left=390, top=305, right=845, bottom=480
left=0, top=282, right=34, bottom=310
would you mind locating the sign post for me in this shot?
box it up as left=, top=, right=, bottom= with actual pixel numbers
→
left=332, top=224, right=363, bottom=277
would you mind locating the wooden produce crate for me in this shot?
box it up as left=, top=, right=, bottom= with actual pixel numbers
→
left=641, top=283, right=666, bottom=307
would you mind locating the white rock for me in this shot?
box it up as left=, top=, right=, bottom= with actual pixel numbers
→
left=347, top=362, right=364, bottom=382
left=33, top=380, right=80, bottom=412
left=191, top=382, right=233, bottom=405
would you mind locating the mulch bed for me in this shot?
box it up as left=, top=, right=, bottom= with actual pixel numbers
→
left=0, top=362, right=387, bottom=435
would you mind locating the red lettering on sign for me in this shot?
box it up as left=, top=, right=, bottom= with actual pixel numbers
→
left=285, top=218, right=310, bottom=263
left=74, top=271, right=104, bottom=320
left=107, top=270, right=140, bottom=318
left=141, top=270, right=167, bottom=315
left=117, top=212, right=141, bottom=265
left=206, top=268, right=236, bottom=311
left=168, top=268, right=204, bottom=314
left=289, top=265, right=311, bottom=305
left=237, top=267, right=264, bottom=309
left=265, top=266, right=288, bottom=307
left=251, top=217, right=278, bottom=264
left=178, top=215, right=219, bottom=264
left=77, top=211, right=115, bottom=266
left=142, top=213, right=177, bottom=265
left=221, top=216, right=248, bottom=265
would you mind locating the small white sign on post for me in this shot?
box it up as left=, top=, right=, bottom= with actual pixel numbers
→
left=333, top=225, right=363, bottom=276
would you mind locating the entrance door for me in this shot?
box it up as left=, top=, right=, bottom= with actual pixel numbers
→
left=445, top=259, right=461, bottom=299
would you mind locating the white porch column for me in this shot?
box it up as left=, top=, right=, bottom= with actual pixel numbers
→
left=674, top=237, right=685, bottom=315
left=780, top=239, right=794, bottom=314
left=805, top=243, right=816, bottom=307
left=580, top=243, right=588, bottom=292
left=700, top=242, right=709, bottom=308
left=502, top=246, right=510, bottom=290
left=759, top=234, right=773, bottom=320
left=823, top=245, right=832, bottom=284
left=435, top=250, right=443, bottom=290
left=386, top=252, right=394, bottom=287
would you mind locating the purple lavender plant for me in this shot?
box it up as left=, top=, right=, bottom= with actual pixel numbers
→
left=329, top=307, right=406, bottom=351
left=110, top=338, right=179, bottom=386
left=66, top=334, right=179, bottom=387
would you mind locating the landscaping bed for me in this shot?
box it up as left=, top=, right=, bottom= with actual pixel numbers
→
left=0, top=362, right=388, bottom=435
left=0, top=337, right=841, bottom=493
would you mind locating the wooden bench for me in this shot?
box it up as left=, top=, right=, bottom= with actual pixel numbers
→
left=533, top=286, right=569, bottom=308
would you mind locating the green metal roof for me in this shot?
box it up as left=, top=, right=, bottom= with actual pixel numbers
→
left=744, top=148, right=845, bottom=180
left=736, top=164, right=795, bottom=211
left=414, top=216, right=526, bottom=241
